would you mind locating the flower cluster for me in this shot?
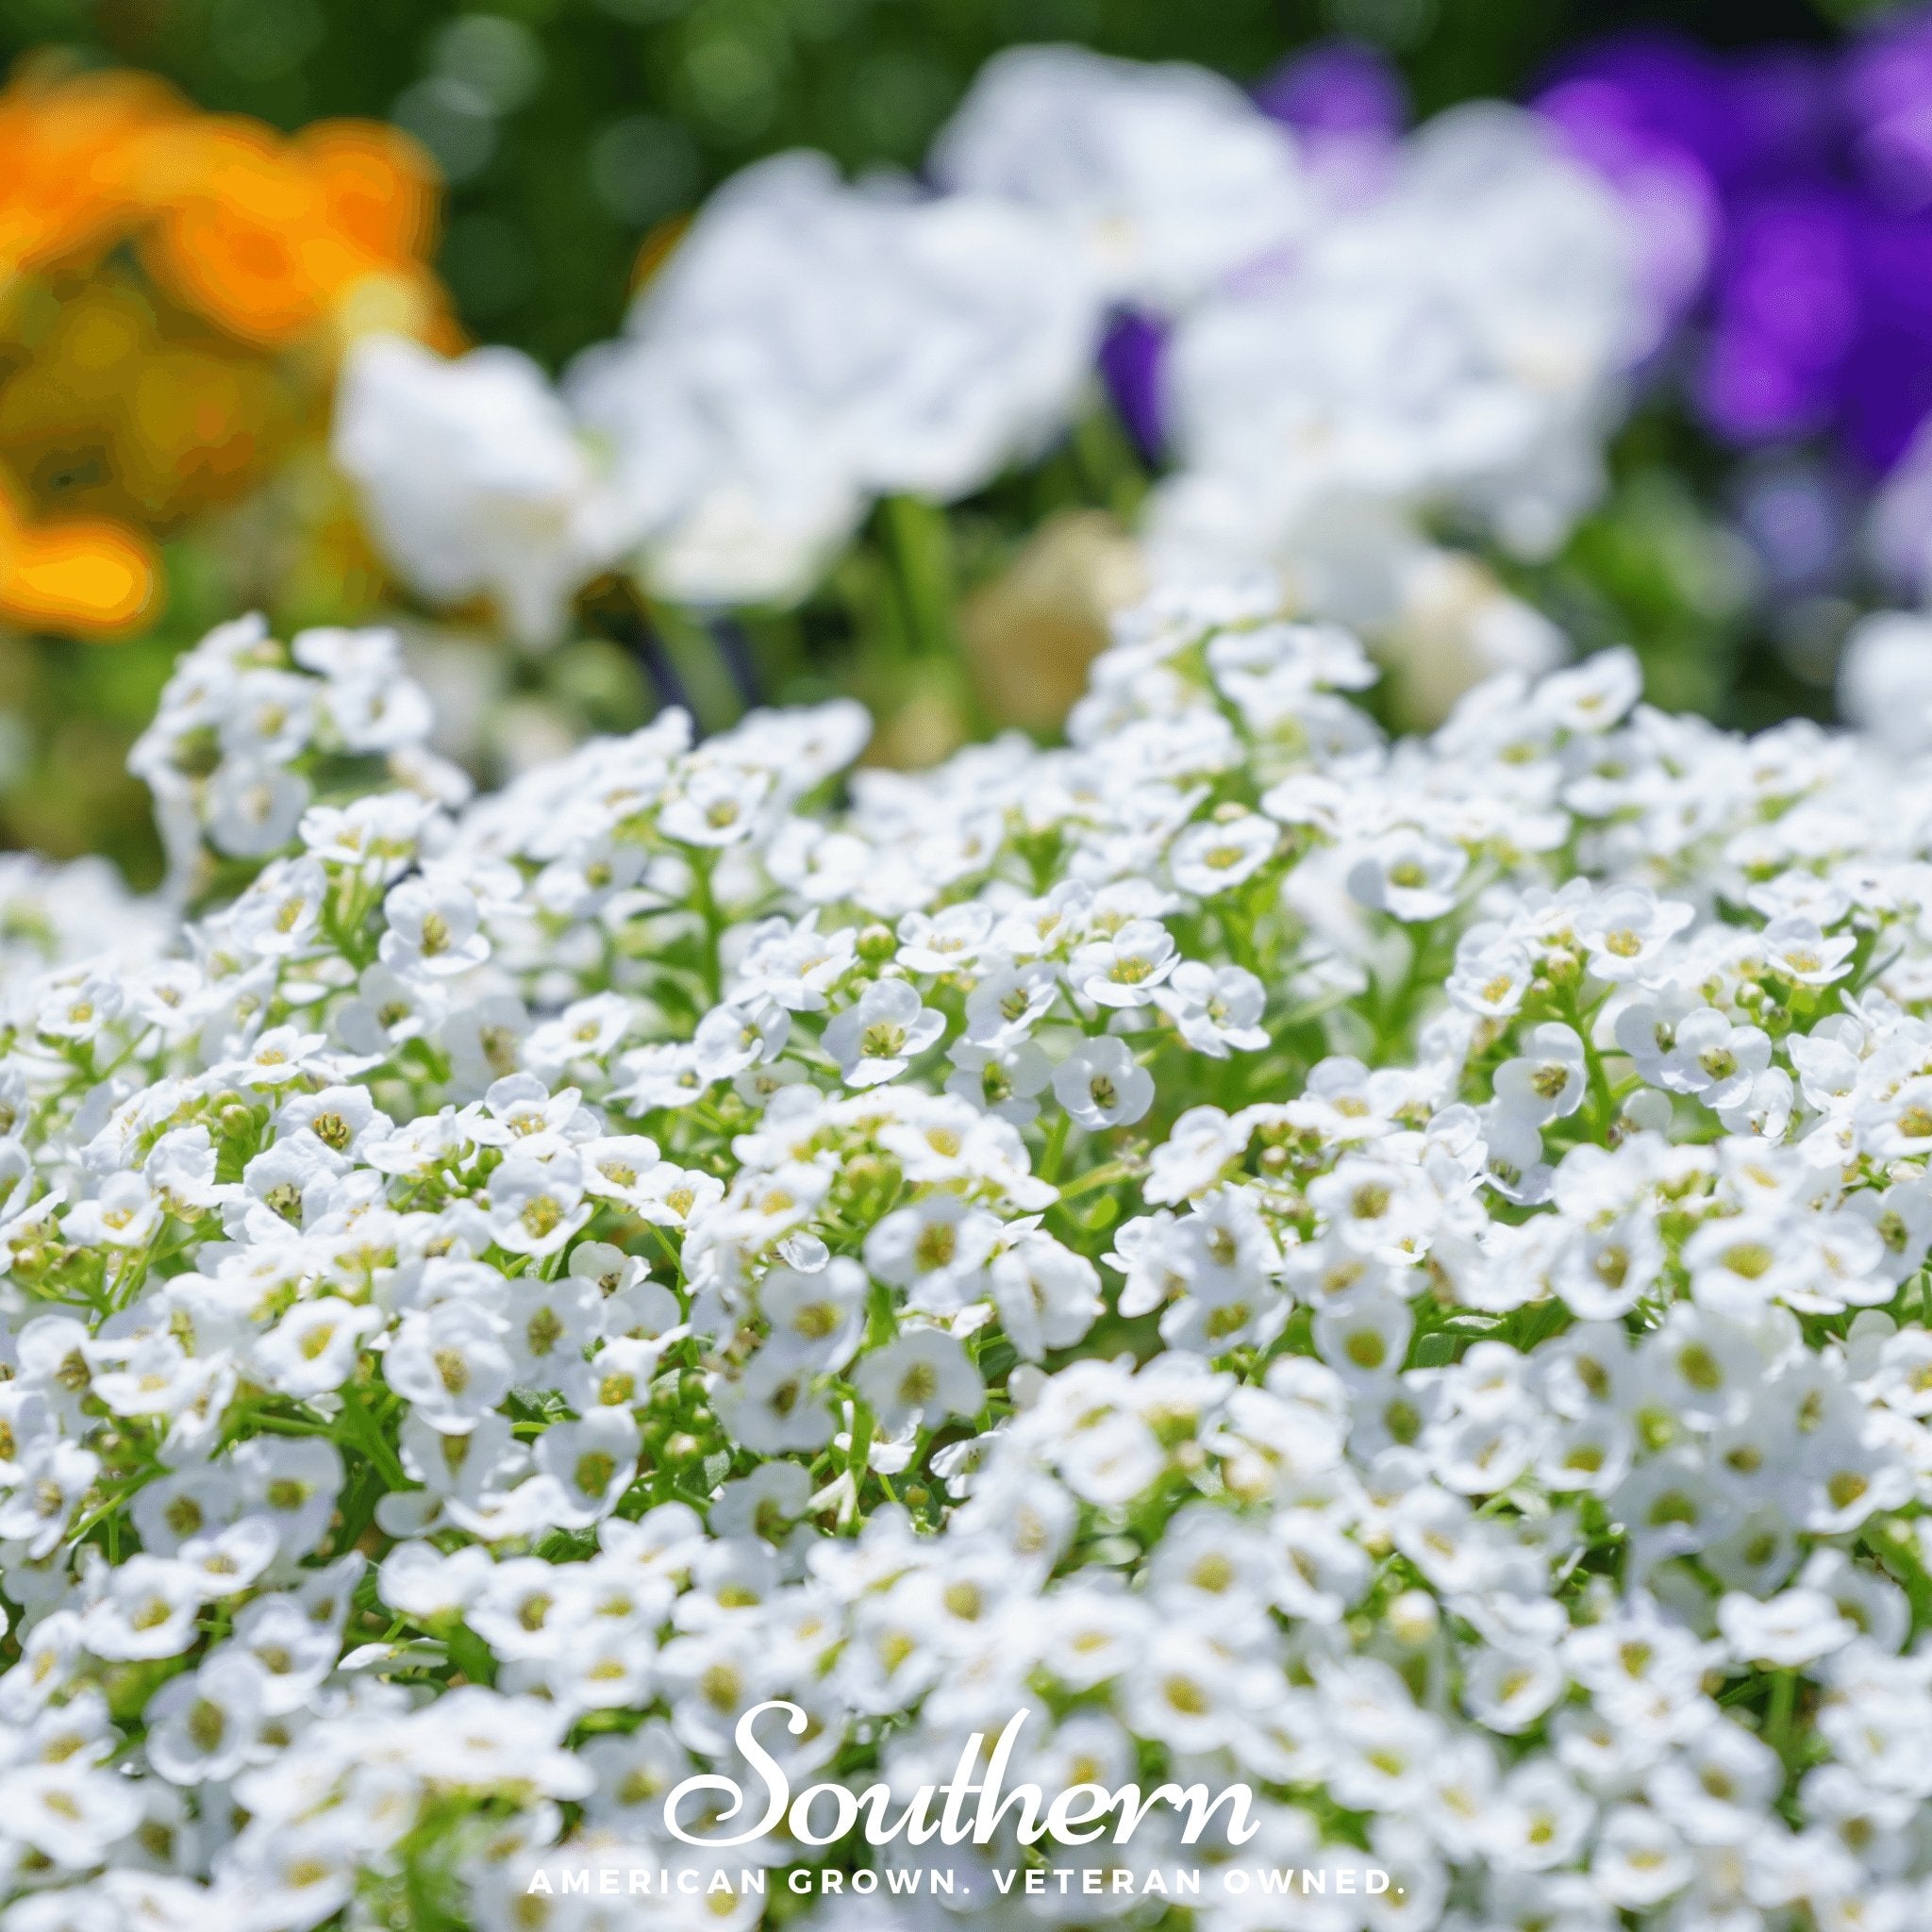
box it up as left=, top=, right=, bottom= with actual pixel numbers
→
left=333, top=44, right=1642, bottom=691
left=11, top=583, right=1932, bottom=1929
left=125, top=614, right=463, bottom=904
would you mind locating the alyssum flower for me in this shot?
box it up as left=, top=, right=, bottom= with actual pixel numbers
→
left=9, top=585, right=1932, bottom=1932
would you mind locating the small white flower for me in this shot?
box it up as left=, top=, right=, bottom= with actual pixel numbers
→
left=821, top=979, right=944, bottom=1087
left=1347, top=831, right=1468, bottom=923
left=486, top=1153, right=591, bottom=1257
left=1576, top=886, right=1693, bottom=980
left=251, top=1298, right=384, bottom=1399
left=1717, top=1587, right=1857, bottom=1669
left=1492, top=1023, right=1588, bottom=1125
left=716, top=1347, right=837, bottom=1454
left=1072, top=918, right=1177, bottom=1008
left=945, top=1035, right=1052, bottom=1124
left=82, top=1555, right=205, bottom=1662
left=854, top=1330, right=984, bottom=1432
left=379, top=869, right=491, bottom=979
left=531, top=1407, right=641, bottom=1527
left=1053, top=1035, right=1154, bottom=1128
left=1155, top=959, right=1268, bottom=1056
left=144, top=1650, right=271, bottom=1785
left=1169, top=813, right=1279, bottom=897
left=386, top=1301, right=515, bottom=1433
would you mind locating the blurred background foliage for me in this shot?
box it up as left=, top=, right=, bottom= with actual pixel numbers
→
left=0, top=0, right=1896, bottom=885
left=0, top=0, right=1850, bottom=369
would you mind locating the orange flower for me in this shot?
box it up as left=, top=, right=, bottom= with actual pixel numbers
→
left=0, top=482, right=156, bottom=636
left=0, top=67, right=189, bottom=285
left=301, top=121, right=439, bottom=267
left=0, top=63, right=455, bottom=636
left=137, top=114, right=447, bottom=350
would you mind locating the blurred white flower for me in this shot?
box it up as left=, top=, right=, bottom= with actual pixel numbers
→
left=1148, top=104, right=1640, bottom=693
left=1838, top=608, right=1932, bottom=758
left=334, top=334, right=616, bottom=645
left=930, top=42, right=1310, bottom=312
left=568, top=152, right=1102, bottom=606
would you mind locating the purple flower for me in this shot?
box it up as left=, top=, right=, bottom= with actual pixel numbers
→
left=1720, top=46, right=1839, bottom=190
left=1255, top=40, right=1407, bottom=204
left=1697, top=189, right=1861, bottom=445
left=1538, top=75, right=1721, bottom=344
left=1842, top=11, right=1932, bottom=209
left=1098, top=310, right=1165, bottom=460
left=1539, top=23, right=1932, bottom=475
left=1538, top=31, right=1827, bottom=190
left=1255, top=39, right=1407, bottom=143
left=1841, top=207, right=1932, bottom=470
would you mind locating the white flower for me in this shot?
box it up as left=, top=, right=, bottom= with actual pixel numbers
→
left=945, top=1036, right=1052, bottom=1124
left=1071, top=918, right=1177, bottom=1008
left=386, top=1301, right=515, bottom=1433
left=853, top=1330, right=984, bottom=1432
left=1665, top=1009, right=1773, bottom=1112
left=990, top=1233, right=1103, bottom=1360
left=62, top=1173, right=162, bottom=1249
left=0, top=1760, right=142, bottom=1868
left=931, top=43, right=1308, bottom=312
left=81, top=1556, right=205, bottom=1661
left=144, top=1650, right=271, bottom=1785
left=962, top=960, right=1059, bottom=1047
left=531, top=1407, right=641, bottom=1527
left=486, top=1154, right=591, bottom=1257
left=1348, top=831, right=1469, bottom=923
left=1155, top=960, right=1269, bottom=1057
left=1840, top=602, right=1932, bottom=759
left=1492, top=1023, right=1588, bottom=1126
left=232, top=1437, right=343, bottom=1559
left=1717, top=1588, right=1857, bottom=1669
left=208, top=764, right=310, bottom=859
left=1052, top=1035, right=1154, bottom=1129
left=378, top=1540, right=492, bottom=1621
left=863, top=1194, right=1001, bottom=1313
left=334, top=334, right=615, bottom=644
left=1591, top=1806, right=1692, bottom=1909
left=715, top=1347, right=837, bottom=1454
left=1575, top=887, right=1694, bottom=980
left=821, top=979, right=944, bottom=1087
left=230, top=858, right=329, bottom=958
left=659, top=765, right=774, bottom=848
left=379, top=869, right=491, bottom=978
left=1169, top=813, right=1279, bottom=896
left=569, top=151, right=1100, bottom=607
left=250, top=1299, right=383, bottom=1398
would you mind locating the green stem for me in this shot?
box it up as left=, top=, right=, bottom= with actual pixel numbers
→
left=1071, top=402, right=1148, bottom=521
left=1765, top=1668, right=1797, bottom=1759
left=690, top=853, right=724, bottom=1005
left=335, top=1388, right=408, bottom=1491
left=879, top=494, right=958, bottom=663
left=1040, top=1111, right=1070, bottom=1186
left=1055, top=1159, right=1132, bottom=1203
